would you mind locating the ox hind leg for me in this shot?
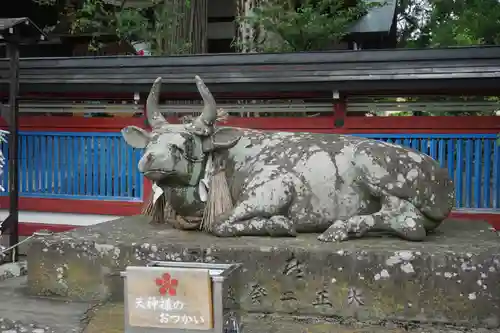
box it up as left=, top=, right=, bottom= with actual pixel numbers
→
left=318, top=192, right=430, bottom=242
left=211, top=176, right=297, bottom=237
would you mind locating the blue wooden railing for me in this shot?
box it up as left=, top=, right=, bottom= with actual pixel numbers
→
left=359, top=134, right=499, bottom=210
left=0, top=132, right=144, bottom=201
left=0, top=132, right=499, bottom=209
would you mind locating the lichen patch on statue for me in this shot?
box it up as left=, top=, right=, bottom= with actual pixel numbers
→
left=121, top=76, right=455, bottom=242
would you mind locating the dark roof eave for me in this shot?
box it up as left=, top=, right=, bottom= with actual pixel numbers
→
left=0, top=46, right=499, bottom=94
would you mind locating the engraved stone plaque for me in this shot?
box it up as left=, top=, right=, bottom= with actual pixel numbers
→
left=126, top=266, right=213, bottom=330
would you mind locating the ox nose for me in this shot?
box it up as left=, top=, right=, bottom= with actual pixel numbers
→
left=143, top=152, right=155, bottom=167
left=138, top=152, right=155, bottom=172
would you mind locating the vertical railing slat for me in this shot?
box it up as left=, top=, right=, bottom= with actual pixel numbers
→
left=411, top=138, right=419, bottom=150
left=79, top=136, right=85, bottom=196
left=65, top=136, right=71, bottom=195
left=438, top=139, right=446, bottom=168
left=465, top=139, right=473, bottom=208
left=26, top=135, right=34, bottom=194
left=134, top=149, right=142, bottom=199
left=53, top=135, right=60, bottom=194
left=473, top=139, right=482, bottom=208
left=420, top=138, right=428, bottom=155
left=33, top=135, right=40, bottom=194
left=120, top=138, right=127, bottom=197
left=403, top=138, right=410, bottom=148
left=106, top=137, right=112, bottom=197
left=113, top=137, right=120, bottom=197
left=455, top=139, right=463, bottom=208
left=483, top=139, right=491, bottom=209
left=20, top=135, right=27, bottom=193
left=100, top=136, right=107, bottom=197
left=86, top=137, right=92, bottom=196
left=429, top=139, right=437, bottom=159
left=73, top=135, right=79, bottom=194
left=47, top=136, right=53, bottom=194
left=59, top=136, right=66, bottom=195
left=67, top=135, right=73, bottom=195
left=93, top=136, right=99, bottom=196
left=493, top=142, right=499, bottom=209
left=446, top=139, right=455, bottom=188
left=127, top=146, right=134, bottom=198
left=40, top=135, right=46, bottom=193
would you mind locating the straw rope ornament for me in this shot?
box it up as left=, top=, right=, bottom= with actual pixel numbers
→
left=200, top=151, right=233, bottom=232
left=141, top=185, right=201, bottom=230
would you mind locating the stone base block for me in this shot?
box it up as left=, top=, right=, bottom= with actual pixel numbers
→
left=27, top=215, right=500, bottom=328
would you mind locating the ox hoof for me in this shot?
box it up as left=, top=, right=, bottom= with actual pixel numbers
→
left=318, top=220, right=349, bottom=242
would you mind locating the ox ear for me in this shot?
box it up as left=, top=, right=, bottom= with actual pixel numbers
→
left=121, top=126, right=151, bottom=149
left=202, top=127, right=242, bottom=152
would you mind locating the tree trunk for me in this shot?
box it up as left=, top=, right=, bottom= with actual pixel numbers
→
left=189, top=0, right=208, bottom=53
left=236, top=0, right=287, bottom=53
left=162, top=0, right=207, bottom=55
left=236, top=0, right=262, bottom=52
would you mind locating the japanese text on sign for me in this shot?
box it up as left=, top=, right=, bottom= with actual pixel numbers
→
left=135, top=296, right=185, bottom=311
left=134, top=296, right=206, bottom=325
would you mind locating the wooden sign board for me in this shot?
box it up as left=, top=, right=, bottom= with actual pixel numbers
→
left=126, top=266, right=213, bottom=330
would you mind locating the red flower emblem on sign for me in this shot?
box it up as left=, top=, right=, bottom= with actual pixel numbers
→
left=155, top=272, right=178, bottom=296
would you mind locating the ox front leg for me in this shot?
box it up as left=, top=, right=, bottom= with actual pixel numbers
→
left=211, top=177, right=297, bottom=237
left=318, top=195, right=429, bottom=242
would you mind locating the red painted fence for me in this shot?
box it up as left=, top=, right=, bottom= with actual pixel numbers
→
left=3, top=114, right=499, bottom=133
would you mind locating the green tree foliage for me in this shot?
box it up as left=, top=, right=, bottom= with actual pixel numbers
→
left=234, top=0, right=382, bottom=52
left=394, top=0, right=500, bottom=118
left=34, top=0, right=192, bottom=55
left=397, top=0, right=500, bottom=47
left=77, top=0, right=193, bottom=55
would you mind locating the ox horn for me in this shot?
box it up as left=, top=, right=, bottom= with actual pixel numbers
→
left=195, top=75, right=217, bottom=127
left=146, top=77, right=167, bottom=128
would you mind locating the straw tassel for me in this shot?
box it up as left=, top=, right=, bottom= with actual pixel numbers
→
left=141, top=184, right=175, bottom=224
left=142, top=185, right=200, bottom=230
left=200, top=153, right=233, bottom=232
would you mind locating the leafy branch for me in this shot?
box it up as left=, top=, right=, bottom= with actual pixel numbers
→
left=69, top=0, right=192, bottom=55
left=234, top=0, right=383, bottom=52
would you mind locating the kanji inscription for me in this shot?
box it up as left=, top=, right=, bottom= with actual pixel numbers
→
left=126, top=267, right=213, bottom=330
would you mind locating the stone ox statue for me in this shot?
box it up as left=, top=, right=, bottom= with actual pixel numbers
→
left=121, top=76, right=455, bottom=242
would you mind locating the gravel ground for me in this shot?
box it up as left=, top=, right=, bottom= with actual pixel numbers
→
left=0, top=318, right=76, bottom=333
left=0, top=276, right=91, bottom=333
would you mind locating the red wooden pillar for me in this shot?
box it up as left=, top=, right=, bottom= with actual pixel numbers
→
left=143, top=177, right=152, bottom=203
left=333, top=93, right=346, bottom=129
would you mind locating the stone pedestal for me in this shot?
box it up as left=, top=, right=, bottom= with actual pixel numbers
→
left=27, top=216, right=500, bottom=330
